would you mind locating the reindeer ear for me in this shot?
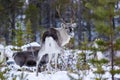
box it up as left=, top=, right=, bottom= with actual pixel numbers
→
left=71, top=23, right=77, bottom=28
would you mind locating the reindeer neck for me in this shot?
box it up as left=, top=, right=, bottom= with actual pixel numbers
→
left=55, top=28, right=71, bottom=46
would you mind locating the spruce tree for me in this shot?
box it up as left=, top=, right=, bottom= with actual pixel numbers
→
left=76, top=33, right=90, bottom=80
left=25, top=19, right=33, bottom=43
left=0, top=59, right=9, bottom=80
left=68, top=33, right=90, bottom=80
left=25, top=3, right=39, bottom=41
left=85, top=0, right=120, bottom=80
left=13, top=22, right=24, bottom=51
left=90, top=39, right=109, bottom=80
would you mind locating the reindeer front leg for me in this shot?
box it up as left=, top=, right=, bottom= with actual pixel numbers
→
left=36, top=53, right=45, bottom=76
left=36, top=60, right=39, bottom=76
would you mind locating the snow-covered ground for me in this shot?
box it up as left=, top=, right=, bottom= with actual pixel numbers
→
left=5, top=65, right=120, bottom=80
left=0, top=42, right=120, bottom=80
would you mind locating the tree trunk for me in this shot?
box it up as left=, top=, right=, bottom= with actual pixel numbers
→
left=11, top=14, right=15, bottom=42
left=110, top=16, right=114, bottom=80
left=10, top=7, right=16, bottom=44
left=77, top=0, right=83, bottom=45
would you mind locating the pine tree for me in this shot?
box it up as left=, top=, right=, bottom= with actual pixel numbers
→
left=0, top=60, right=9, bottom=80
left=16, top=22, right=24, bottom=47
left=13, top=22, right=24, bottom=51
left=90, top=39, right=109, bottom=80
left=68, top=33, right=90, bottom=80
left=25, top=19, right=33, bottom=43
left=85, top=0, right=120, bottom=80
left=25, top=2, right=39, bottom=41
left=0, top=0, right=24, bottom=44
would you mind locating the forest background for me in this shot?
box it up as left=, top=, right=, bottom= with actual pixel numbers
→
left=0, top=0, right=120, bottom=80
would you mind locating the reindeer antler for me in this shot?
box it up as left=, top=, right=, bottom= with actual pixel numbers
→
left=56, top=1, right=76, bottom=28
left=56, top=6, right=66, bottom=25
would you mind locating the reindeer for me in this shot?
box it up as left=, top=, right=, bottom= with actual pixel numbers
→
left=36, top=22, right=76, bottom=76
left=13, top=50, right=48, bottom=69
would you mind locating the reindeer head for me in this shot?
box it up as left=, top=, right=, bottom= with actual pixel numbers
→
left=61, top=23, right=76, bottom=38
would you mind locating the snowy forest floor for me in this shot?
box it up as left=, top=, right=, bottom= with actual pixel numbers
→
left=0, top=42, right=120, bottom=80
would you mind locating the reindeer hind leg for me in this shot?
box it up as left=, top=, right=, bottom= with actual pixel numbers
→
left=54, top=53, right=59, bottom=71
left=46, top=53, right=53, bottom=71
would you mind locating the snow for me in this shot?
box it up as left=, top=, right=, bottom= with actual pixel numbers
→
left=0, top=42, right=120, bottom=80
left=7, top=71, right=70, bottom=80
left=21, top=42, right=40, bottom=51
left=4, top=45, right=17, bottom=58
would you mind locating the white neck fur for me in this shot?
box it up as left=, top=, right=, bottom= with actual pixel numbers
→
left=55, top=28, right=71, bottom=46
